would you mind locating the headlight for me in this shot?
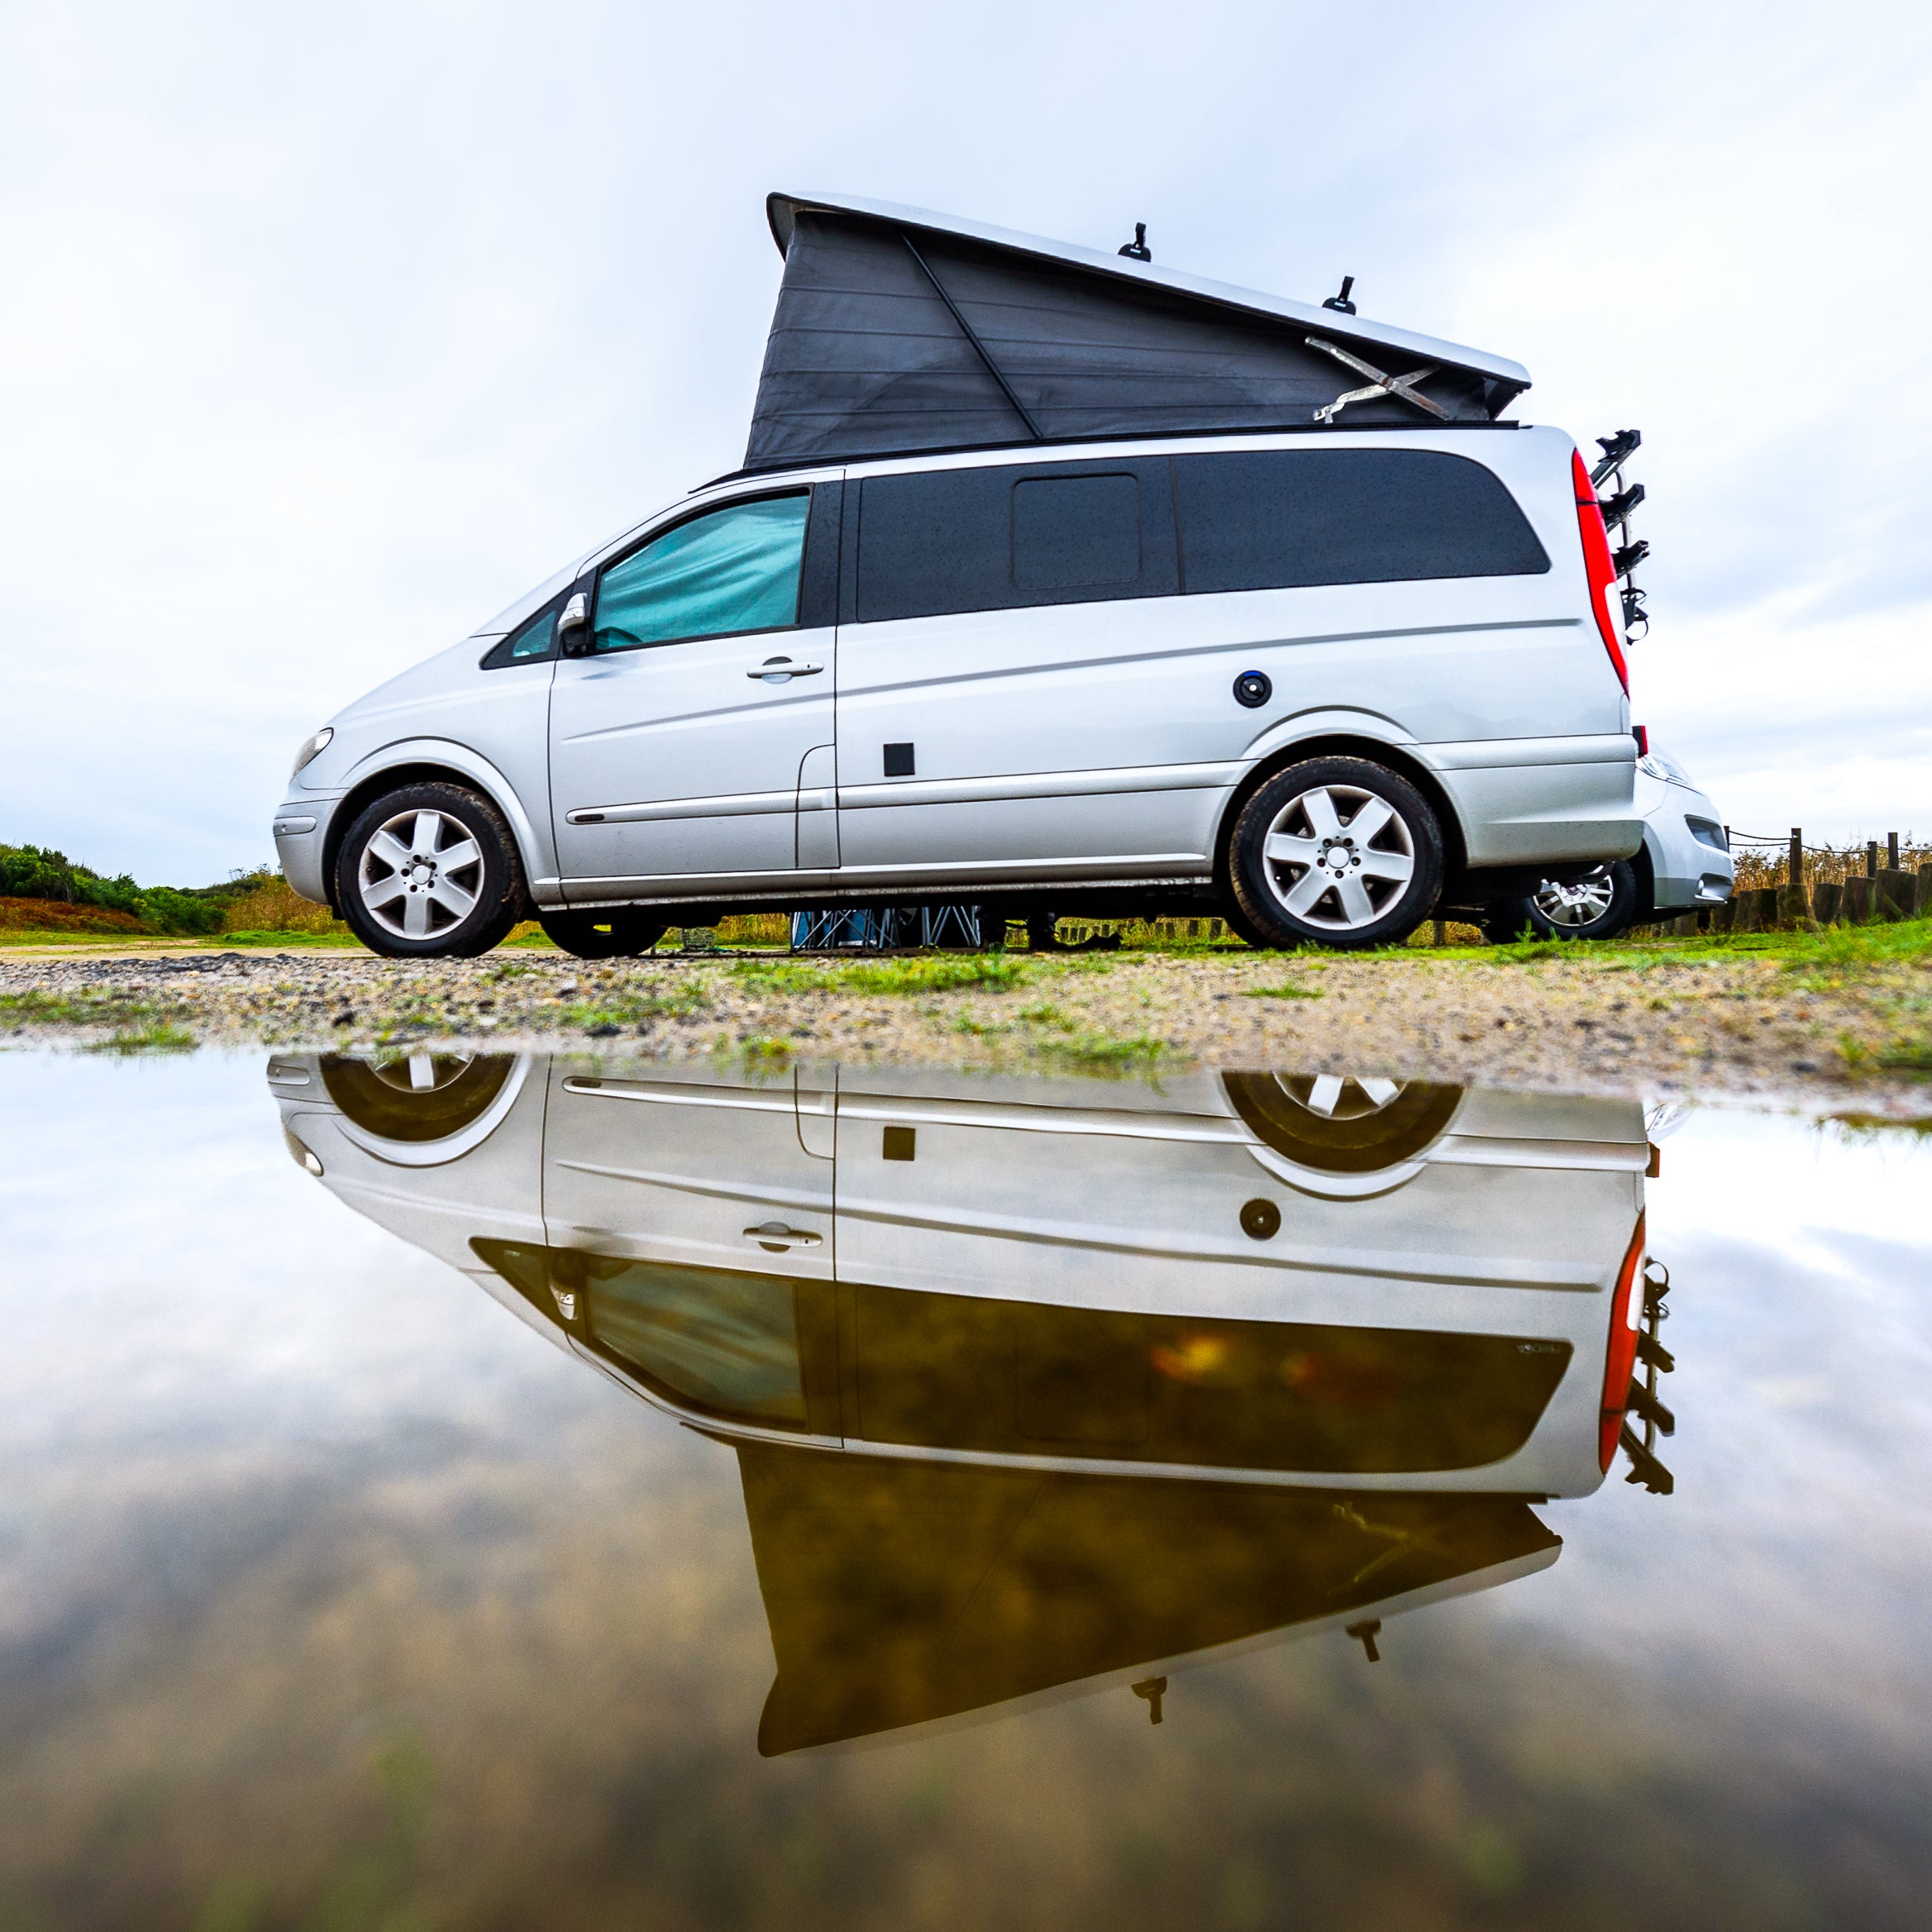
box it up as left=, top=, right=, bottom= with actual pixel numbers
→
left=290, top=727, right=333, bottom=779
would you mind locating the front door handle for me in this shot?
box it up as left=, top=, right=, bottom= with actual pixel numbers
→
left=744, top=1221, right=823, bottom=1251
left=747, top=656, right=824, bottom=682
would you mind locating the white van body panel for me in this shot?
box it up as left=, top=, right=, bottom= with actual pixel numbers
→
left=277, top=425, right=1639, bottom=919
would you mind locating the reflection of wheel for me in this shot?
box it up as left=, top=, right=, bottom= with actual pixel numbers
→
left=538, top=911, right=668, bottom=959
left=1228, top=758, right=1443, bottom=951
left=320, top=1053, right=514, bottom=1142
left=1483, top=861, right=1637, bottom=942
left=336, top=783, right=526, bottom=958
left=1222, top=1071, right=1462, bottom=1173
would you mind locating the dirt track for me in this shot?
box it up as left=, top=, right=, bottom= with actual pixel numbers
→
left=4, top=938, right=1930, bottom=1113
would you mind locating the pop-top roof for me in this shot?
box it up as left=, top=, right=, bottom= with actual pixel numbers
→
left=747, top=192, right=1531, bottom=472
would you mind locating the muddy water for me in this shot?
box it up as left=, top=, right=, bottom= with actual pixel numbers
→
left=0, top=1050, right=1927, bottom=1930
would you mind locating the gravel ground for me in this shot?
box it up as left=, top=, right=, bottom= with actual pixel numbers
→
left=4, top=940, right=1930, bottom=1111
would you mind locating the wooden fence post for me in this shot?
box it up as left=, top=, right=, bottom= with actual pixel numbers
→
left=1777, top=827, right=1810, bottom=927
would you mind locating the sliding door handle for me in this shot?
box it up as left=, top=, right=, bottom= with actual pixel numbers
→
left=744, top=1221, right=823, bottom=1251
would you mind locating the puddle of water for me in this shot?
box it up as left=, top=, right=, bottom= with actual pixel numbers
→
left=1, top=1048, right=1929, bottom=1929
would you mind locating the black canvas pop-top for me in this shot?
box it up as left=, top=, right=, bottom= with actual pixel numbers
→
left=746, top=192, right=1534, bottom=472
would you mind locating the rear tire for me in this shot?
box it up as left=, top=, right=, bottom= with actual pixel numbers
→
left=1228, top=757, right=1443, bottom=952
left=538, top=911, right=669, bottom=959
left=336, top=783, right=527, bottom=959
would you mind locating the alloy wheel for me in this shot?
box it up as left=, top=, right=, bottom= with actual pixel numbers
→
left=1532, top=871, right=1616, bottom=931
left=1258, top=785, right=1416, bottom=933
left=358, top=809, right=484, bottom=942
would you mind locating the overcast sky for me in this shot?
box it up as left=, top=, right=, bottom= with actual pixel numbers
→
left=2, top=0, right=1928, bottom=885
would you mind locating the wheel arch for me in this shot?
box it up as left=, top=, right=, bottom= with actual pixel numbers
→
left=322, top=747, right=548, bottom=916
left=1213, top=733, right=1471, bottom=897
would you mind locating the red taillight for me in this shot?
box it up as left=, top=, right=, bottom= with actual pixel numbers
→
left=1632, top=724, right=1648, bottom=758
left=1599, top=1212, right=1646, bottom=1471
left=1573, top=448, right=1629, bottom=696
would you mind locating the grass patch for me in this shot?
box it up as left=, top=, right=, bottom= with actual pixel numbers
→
left=1242, top=981, right=1323, bottom=999
left=1874, top=1033, right=1932, bottom=1075
left=1017, top=1001, right=1073, bottom=1028
left=217, top=928, right=367, bottom=948
left=0, top=989, right=166, bottom=1027
left=733, top=954, right=1028, bottom=996
left=713, top=1033, right=797, bottom=1065
left=1033, top=1028, right=1171, bottom=1072
left=558, top=981, right=710, bottom=1030
left=85, top=1021, right=198, bottom=1054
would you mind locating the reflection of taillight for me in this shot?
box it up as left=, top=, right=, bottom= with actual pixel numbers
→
left=1573, top=448, right=1629, bottom=696
left=1600, top=1213, right=1646, bottom=1470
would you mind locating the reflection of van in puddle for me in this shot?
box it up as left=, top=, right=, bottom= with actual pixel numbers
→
left=271, top=1053, right=1651, bottom=1496
left=269, top=1051, right=1662, bottom=1748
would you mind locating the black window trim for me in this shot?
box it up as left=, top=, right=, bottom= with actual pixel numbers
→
left=586, top=484, right=815, bottom=659
left=479, top=594, right=566, bottom=670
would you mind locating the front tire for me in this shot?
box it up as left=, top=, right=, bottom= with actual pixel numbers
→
left=538, top=911, right=668, bottom=959
left=1482, top=861, right=1637, bottom=942
left=1228, top=757, right=1443, bottom=951
left=336, top=782, right=527, bottom=959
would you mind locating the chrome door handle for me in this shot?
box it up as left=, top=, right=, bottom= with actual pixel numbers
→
left=744, top=1221, right=823, bottom=1250
left=747, top=658, right=823, bottom=681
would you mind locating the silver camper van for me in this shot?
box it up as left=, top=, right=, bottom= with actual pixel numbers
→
left=274, top=195, right=1645, bottom=957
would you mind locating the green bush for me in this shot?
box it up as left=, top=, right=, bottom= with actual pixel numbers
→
left=2, top=842, right=230, bottom=934
left=0, top=842, right=145, bottom=917
left=136, top=885, right=226, bottom=936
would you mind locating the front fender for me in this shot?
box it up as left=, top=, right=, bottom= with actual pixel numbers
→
left=336, top=737, right=561, bottom=904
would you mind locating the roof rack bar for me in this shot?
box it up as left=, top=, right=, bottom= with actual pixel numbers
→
left=901, top=232, right=1044, bottom=441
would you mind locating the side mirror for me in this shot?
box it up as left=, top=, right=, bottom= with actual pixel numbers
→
left=556, top=591, right=589, bottom=656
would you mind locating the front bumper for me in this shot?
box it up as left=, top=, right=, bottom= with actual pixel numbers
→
left=1645, top=785, right=1734, bottom=910
left=272, top=797, right=341, bottom=905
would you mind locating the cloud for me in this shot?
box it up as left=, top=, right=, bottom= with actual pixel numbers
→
left=1, top=0, right=1928, bottom=879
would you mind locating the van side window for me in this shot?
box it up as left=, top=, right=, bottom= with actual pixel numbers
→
left=1175, top=450, right=1550, bottom=594
left=479, top=600, right=560, bottom=670
left=856, top=460, right=1176, bottom=623
left=594, top=493, right=809, bottom=652
left=1013, top=474, right=1141, bottom=589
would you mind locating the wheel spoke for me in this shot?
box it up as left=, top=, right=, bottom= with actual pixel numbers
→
left=1305, top=1074, right=1345, bottom=1117
left=403, top=894, right=431, bottom=938
left=1359, top=1077, right=1400, bottom=1107
left=1346, top=796, right=1395, bottom=843
left=1299, top=788, right=1344, bottom=841
left=427, top=875, right=478, bottom=919
left=367, top=829, right=412, bottom=873
left=412, top=812, right=444, bottom=858
left=362, top=872, right=407, bottom=910
left=1335, top=875, right=1376, bottom=925
left=434, top=837, right=480, bottom=875
left=1265, top=832, right=1324, bottom=867
left=1357, top=847, right=1414, bottom=883
left=1284, top=869, right=1333, bottom=917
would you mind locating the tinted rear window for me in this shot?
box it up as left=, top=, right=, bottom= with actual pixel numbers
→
left=856, top=460, right=1176, bottom=623
left=1176, top=449, right=1549, bottom=593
